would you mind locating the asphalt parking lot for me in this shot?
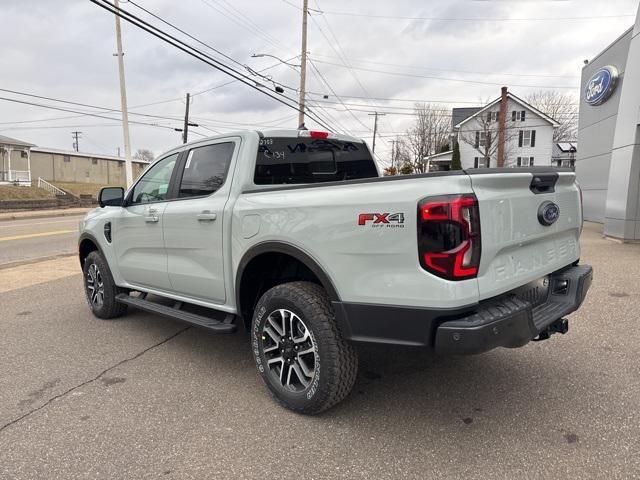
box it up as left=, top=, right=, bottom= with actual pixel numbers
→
left=0, top=221, right=639, bottom=479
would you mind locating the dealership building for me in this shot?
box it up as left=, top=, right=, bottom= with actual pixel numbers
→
left=576, top=4, right=640, bottom=241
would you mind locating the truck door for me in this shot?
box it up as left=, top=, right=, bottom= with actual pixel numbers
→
left=114, top=153, right=179, bottom=291
left=162, top=139, right=237, bottom=304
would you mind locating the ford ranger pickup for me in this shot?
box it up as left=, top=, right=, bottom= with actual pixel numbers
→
left=78, top=129, right=593, bottom=414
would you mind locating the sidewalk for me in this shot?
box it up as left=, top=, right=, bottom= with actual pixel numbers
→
left=0, top=207, right=91, bottom=222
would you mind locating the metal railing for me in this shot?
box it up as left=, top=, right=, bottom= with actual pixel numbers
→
left=0, top=170, right=31, bottom=183
left=37, top=177, right=66, bottom=195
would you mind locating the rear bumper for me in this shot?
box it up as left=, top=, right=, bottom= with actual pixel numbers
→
left=333, top=263, right=593, bottom=354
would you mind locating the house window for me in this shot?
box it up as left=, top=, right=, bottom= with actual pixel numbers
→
left=63, top=155, right=71, bottom=163
left=91, top=158, right=98, bottom=165
left=474, top=157, right=489, bottom=168
left=516, top=157, right=535, bottom=167
left=512, top=110, right=526, bottom=122
left=487, top=111, right=499, bottom=122
left=518, top=130, right=536, bottom=148
left=475, top=131, right=489, bottom=148
left=20, top=151, right=28, bottom=159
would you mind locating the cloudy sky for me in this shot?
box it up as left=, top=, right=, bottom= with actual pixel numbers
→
left=2, top=0, right=638, bottom=163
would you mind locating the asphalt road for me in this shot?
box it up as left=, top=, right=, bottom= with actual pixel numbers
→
left=0, top=215, right=82, bottom=267
left=0, top=222, right=638, bottom=479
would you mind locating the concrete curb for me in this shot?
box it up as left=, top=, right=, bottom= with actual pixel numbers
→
left=0, top=208, right=90, bottom=222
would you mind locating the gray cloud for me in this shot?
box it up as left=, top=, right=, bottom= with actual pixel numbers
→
left=0, top=0, right=637, bottom=160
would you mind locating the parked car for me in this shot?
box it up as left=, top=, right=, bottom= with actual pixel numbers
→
left=78, top=129, right=592, bottom=414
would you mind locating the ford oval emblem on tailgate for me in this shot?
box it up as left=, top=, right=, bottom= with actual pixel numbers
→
left=538, top=201, right=560, bottom=226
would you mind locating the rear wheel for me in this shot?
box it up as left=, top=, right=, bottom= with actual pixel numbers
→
left=83, top=251, right=127, bottom=319
left=252, top=281, right=358, bottom=414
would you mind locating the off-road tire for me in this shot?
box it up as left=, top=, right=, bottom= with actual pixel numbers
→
left=83, top=251, right=128, bottom=319
left=252, top=281, right=358, bottom=414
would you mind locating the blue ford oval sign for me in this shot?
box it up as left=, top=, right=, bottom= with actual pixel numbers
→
left=538, top=201, right=560, bottom=226
left=585, top=66, right=619, bottom=106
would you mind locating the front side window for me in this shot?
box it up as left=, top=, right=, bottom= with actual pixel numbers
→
left=130, top=153, right=178, bottom=205
left=178, top=142, right=234, bottom=198
left=254, top=137, right=377, bottom=185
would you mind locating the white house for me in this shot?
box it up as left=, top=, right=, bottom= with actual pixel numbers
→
left=424, top=150, right=453, bottom=171
left=452, top=90, right=559, bottom=169
left=552, top=142, right=577, bottom=168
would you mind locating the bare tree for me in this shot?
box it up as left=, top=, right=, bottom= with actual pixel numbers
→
left=526, top=90, right=578, bottom=142
left=401, top=104, right=451, bottom=173
left=133, top=149, right=155, bottom=162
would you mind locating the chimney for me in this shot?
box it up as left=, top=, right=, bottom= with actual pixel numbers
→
left=497, top=86, right=508, bottom=167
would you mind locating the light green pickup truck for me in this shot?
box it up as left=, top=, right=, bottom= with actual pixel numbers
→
left=78, top=129, right=592, bottom=414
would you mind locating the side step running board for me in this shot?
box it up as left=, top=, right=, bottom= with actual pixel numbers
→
left=116, top=294, right=237, bottom=333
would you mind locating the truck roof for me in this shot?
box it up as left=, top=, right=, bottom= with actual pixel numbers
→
left=155, top=129, right=367, bottom=164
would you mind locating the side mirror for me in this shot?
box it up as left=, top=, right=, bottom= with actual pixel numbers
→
left=98, top=187, right=125, bottom=208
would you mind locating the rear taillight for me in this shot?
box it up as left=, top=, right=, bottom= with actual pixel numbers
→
left=417, top=194, right=481, bottom=280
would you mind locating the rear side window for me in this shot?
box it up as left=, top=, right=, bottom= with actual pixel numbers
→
left=179, top=142, right=234, bottom=197
left=254, top=137, right=378, bottom=185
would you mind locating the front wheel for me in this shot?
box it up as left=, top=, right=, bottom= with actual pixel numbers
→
left=83, top=251, right=127, bottom=319
left=252, top=281, right=358, bottom=414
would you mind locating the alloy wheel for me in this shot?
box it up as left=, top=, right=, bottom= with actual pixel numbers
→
left=260, top=309, right=317, bottom=392
left=86, top=263, right=105, bottom=309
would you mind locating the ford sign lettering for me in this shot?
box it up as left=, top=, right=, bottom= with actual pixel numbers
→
left=584, top=66, right=619, bottom=106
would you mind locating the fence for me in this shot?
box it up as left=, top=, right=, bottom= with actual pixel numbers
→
left=0, top=170, right=31, bottom=184
left=37, top=177, right=66, bottom=195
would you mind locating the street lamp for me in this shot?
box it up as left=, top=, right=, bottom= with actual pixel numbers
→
left=251, top=53, right=301, bottom=69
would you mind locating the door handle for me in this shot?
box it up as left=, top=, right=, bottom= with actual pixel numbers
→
left=144, top=208, right=159, bottom=223
left=197, top=211, right=217, bottom=222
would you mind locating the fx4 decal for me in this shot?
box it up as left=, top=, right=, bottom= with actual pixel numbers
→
left=358, top=213, right=405, bottom=228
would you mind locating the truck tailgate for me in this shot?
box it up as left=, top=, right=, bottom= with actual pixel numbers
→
left=468, top=170, right=582, bottom=300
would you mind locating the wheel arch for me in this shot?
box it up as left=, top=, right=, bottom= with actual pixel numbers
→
left=78, top=232, right=103, bottom=268
left=235, top=242, right=340, bottom=330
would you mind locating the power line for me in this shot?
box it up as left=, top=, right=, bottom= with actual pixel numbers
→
left=191, top=56, right=301, bottom=97
left=0, top=96, right=182, bottom=130
left=307, top=59, right=370, bottom=134
left=316, top=104, right=579, bottom=119
left=199, top=0, right=291, bottom=54
left=290, top=5, right=635, bottom=22
left=89, top=0, right=335, bottom=131
left=306, top=4, right=386, bottom=139
left=0, top=87, right=185, bottom=123
left=308, top=53, right=580, bottom=79
left=308, top=97, right=580, bottom=115
left=309, top=58, right=579, bottom=89
left=128, top=0, right=247, bottom=69
left=310, top=0, right=396, bottom=147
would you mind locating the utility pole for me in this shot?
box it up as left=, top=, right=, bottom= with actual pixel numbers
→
left=390, top=139, right=397, bottom=169
left=297, top=0, right=309, bottom=129
left=113, top=0, right=133, bottom=187
left=71, top=131, right=82, bottom=152
left=368, top=112, right=385, bottom=153
left=183, top=93, right=191, bottom=144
